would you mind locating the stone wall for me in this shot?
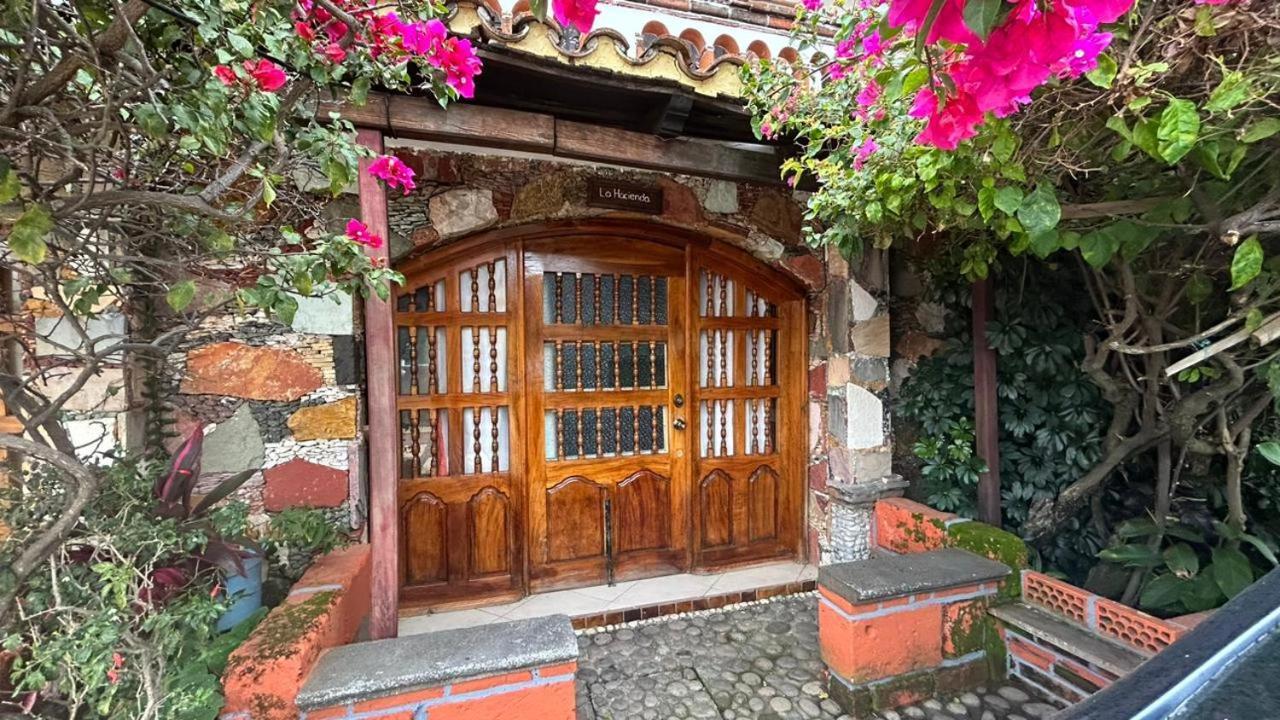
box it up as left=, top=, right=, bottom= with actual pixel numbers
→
left=382, top=140, right=898, bottom=563
left=171, top=297, right=364, bottom=533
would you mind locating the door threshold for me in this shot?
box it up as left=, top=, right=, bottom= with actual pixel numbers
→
left=398, top=560, right=817, bottom=637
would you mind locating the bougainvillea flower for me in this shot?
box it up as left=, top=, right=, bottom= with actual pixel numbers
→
left=212, top=65, right=237, bottom=86
left=367, top=155, right=417, bottom=195
left=322, top=42, right=347, bottom=64
left=553, top=0, right=601, bottom=33
left=910, top=88, right=983, bottom=150
left=853, top=137, right=878, bottom=170
left=856, top=80, right=881, bottom=107
left=802, top=0, right=823, bottom=10
left=887, top=0, right=976, bottom=45
left=243, top=59, right=288, bottom=92
left=295, top=21, right=316, bottom=41
left=438, top=38, right=483, bottom=98
left=401, top=19, right=448, bottom=56
left=345, top=219, right=384, bottom=248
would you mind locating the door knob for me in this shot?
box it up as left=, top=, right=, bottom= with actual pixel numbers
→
left=672, top=418, right=687, bottom=431
left=673, top=394, right=684, bottom=408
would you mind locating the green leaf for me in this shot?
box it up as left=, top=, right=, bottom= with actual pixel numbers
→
left=166, top=280, right=197, bottom=312
left=1164, top=542, right=1200, bottom=577
left=1117, top=519, right=1161, bottom=538
left=1193, top=6, right=1217, bottom=36
left=9, top=204, right=52, bottom=265
left=1141, top=571, right=1187, bottom=604
left=1133, top=119, right=1161, bottom=160
left=1079, top=228, right=1120, bottom=268
left=1182, top=573, right=1224, bottom=612
left=1229, top=235, right=1263, bottom=290
left=962, top=0, right=1003, bottom=41
left=1099, top=544, right=1163, bottom=567
left=350, top=77, right=371, bottom=106
left=1156, top=99, right=1200, bottom=164
left=1028, top=229, right=1060, bottom=259
left=262, top=178, right=276, bottom=207
left=1240, top=533, right=1279, bottom=567
left=1206, top=71, right=1253, bottom=113
left=991, top=129, right=1018, bottom=164
left=529, top=0, right=548, bottom=21
left=1086, top=54, right=1118, bottom=89
left=1241, top=118, right=1280, bottom=144
left=977, top=186, right=997, bottom=221
left=1210, top=546, right=1253, bottom=599
left=1140, top=574, right=1187, bottom=610
left=0, top=169, right=19, bottom=204
left=1257, top=441, right=1280, bottom=466
left=1018, top=184, right=1061, bottom=234
left=1164, top=524, right=1207, bottom=544
left=1105, top=114, right=1132, bottom=142
left=1187, top=272, right=1213, bottom=304
left=993, top=186, right=1024, bottom=216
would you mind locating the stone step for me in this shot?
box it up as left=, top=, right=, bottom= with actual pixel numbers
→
left=990, top=602, right=1147, bottom=677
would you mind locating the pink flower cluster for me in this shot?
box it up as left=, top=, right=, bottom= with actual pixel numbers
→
left=290, top=0, right=482, bottom=98
left=213, top=59, right=288, bottom=92
left=346, top=219, right=384, bottom=248
left=368, top=154, right=416, bottom=195
left=553, top=0, right=601, bottom=33
left=888, top=0, right=1135, bottom=149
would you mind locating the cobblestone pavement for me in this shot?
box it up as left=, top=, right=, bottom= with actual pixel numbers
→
left=575, top=594, right=1061, bottom=720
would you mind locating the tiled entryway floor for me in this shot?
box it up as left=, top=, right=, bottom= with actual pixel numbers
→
left=399, top=560, right=817, bottom=636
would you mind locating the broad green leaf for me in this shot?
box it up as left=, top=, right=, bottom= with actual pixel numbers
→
left=528, top=0, right=548, bottom=19
left=977, top=186, right=997, bottom=221
left=1187, top=271, right=1213, bottom=304
left=1182, top=573, right=1225, bottom=612
left=1206, top=71, right=1253, bottom=113
left=1028, top=229, right=1060, bottom=259
left=1099, top=544, right=1162, bottom=567
left=1132, top=119, right=1160, bottom=160
left=1210, top=546, right=1253, bottom=598
left=991, top=129, right=1018, bottom=163
left=1241, top=118, right=1280, bottom=144
left=1247, top=308, right=1264, bottom=332
left=1116, top=519, right=1161, bottom=538
left=1229, top=235, right=1263, bottom=290
left=1165, top=524, right=1207, bottom=544
left=1240, top=534, right=1279, bottom=567
left=262, top=178, right=276, bottom=207
left=166, top=280, right=197, bottom=312
left=350, top=77, right=371, bottom=106
left=1193, top=6, right=1217, bottom=36
left=962, top=0, right=1002, bottom=40
left=9, top=204, right=53, bottom=265
left=1017, top=185, right=1060, bottom=234
left=1139, top=574, right=1186, bottom=610
left=1105, top=114, right=1131, bottom=141
left=1156, top=99, right=1200, bottom=164
left=993, top=186, right=1024, bottom=216
left=1080, top=229, right=1120, bottom=268
left=1086, top=54, right=1118, bottom=89
left=0, top=169, right=19, bottom=203
left=1256, top=441, right=1280, bottom=466
left=1164, top=542, right=1200, bottom=577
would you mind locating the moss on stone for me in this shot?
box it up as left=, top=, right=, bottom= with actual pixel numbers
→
left=869, top=669, right=937, bottom=710
left=231, top=591, right=338, bottom=672
left=945, top=601, right=992, bottom=658
left=946, top=520, right=1028, bottom=600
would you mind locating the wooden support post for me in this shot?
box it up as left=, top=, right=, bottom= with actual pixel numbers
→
left=971, top=277, right=1002, bottom=527
left=356, top=128, right=399, bottom=639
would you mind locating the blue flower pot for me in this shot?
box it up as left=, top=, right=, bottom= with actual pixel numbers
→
left=217, top=555, right=264, bottom=632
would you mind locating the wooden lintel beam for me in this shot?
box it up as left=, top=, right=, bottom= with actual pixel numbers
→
left=324, top=93, right=784, bottom=184
left=554, top=118, right=782, bottom=183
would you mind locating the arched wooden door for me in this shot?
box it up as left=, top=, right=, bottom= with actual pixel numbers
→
left=392, top=221, right=805, bottom=609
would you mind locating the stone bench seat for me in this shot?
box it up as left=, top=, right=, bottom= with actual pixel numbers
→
left=818, top=548, right=1012, bottom=716
left=297, top=615, right=578, bottom=719
left=819, top=547, right=1011, bottom=605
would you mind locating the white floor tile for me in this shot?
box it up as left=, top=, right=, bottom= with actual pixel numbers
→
left=502, top=588, right=612, bottom=620
left=399, top=608, right=502, bottom=636
left=608, top=573, right=718, bottom=609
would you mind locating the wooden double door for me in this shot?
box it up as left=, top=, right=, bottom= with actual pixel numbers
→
left=392, top=222, right=805, bottom=609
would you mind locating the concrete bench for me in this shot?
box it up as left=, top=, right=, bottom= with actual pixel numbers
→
left=296, top=615, right=578, bottom=720
left=818, top=548, right=1011, bottom=715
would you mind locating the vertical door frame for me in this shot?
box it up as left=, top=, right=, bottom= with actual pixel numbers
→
left=383, top=218, right=809, bottom=610
left=356, top=128, right=400, bottom=639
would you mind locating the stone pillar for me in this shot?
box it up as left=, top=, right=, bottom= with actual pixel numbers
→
left=825, top=475, right=907, bottom=564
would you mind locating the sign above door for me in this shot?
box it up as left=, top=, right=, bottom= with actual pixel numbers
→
left=586, top=179, right=663, bottom=214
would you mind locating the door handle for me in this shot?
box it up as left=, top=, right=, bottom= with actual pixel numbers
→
left=672, top=418, right=687, bottom=431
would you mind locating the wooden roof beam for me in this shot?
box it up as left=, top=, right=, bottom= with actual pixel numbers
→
left=325, top=93, right=785, bottom=185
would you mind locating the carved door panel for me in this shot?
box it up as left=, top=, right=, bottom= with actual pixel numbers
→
left=523, top=237, right=691, bottom=591
left=690, top=259, right=805, bottom=568
left=393, top=243, right=523, bottom=607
